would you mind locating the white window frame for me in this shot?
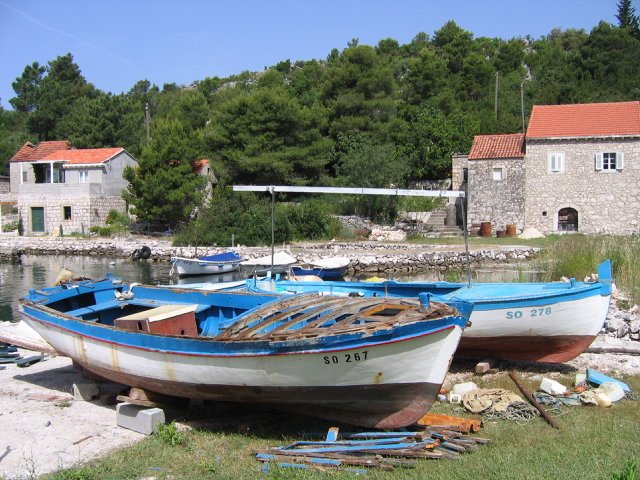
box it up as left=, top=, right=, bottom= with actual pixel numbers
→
left=492, top=166, right=504, bottom=181
left=79, top=170, right=89, bottom=183
left=547, top=152, right=565, bottom=173
left=595, top=152, right=624, bottom=172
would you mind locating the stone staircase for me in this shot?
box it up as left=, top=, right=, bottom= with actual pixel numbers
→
left=421, top=209, right=464, bottom=237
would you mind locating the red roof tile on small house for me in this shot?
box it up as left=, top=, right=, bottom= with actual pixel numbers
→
left=193, top=159, right=209, bottom=174
left=527, top=101, right=640, bottom=139
left=10, top=141, right=70, bottom=162
left=468, top=134, right=525, bottom=160
left=42, top=148, right=124, bottom=165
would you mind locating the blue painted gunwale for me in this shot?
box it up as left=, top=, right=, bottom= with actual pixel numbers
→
left=250, top=260, right=613, bottom=311
left=20, top=304, right=466, bottom=358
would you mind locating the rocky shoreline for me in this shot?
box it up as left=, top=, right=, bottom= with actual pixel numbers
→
left=0, top=236, right=539, bottom=274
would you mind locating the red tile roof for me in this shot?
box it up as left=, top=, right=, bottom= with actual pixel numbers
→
left=527, top=101, right=640, bottom=138
left=10, top=141, right=70, bottom=162
left=193, top=159, right=209, bottom=174
left=468, top=134, right=525, bottom=160
left=42, top=148, right=124, bottom=164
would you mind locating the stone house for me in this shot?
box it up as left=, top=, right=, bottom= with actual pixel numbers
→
left=9, top=141, right=137, bottom=235
left=454, top=101, right=640, bottom=235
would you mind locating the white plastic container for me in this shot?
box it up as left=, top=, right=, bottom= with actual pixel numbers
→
left=595, top=392, right=612, bottom=407
left=599, top=382, right=625, bottom=403
left=452, top=381, right=478, bottom=396
left=574, top=373, right=587, bottom=386
left=539, top=378, right=567, bottom=396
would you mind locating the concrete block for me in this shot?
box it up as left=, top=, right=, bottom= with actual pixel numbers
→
left=116, top=402, right=165, bottom=435
left=73, top=381, right=100, bottom=401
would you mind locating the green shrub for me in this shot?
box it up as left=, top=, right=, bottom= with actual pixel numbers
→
left=286, top=200, right=341, bottom=240
left=1, top=220, right=18, bottom=232
left=105, top=209, right=132, bottom=234
left=89, top=226, right=113, bottom=237
left=154, top=421, right=185, bottom=446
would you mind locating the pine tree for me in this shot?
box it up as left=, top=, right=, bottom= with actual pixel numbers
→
left=616, top=0, right=640, bottom=37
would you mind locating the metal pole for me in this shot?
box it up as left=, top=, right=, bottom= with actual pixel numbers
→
left=460, top=194, right=472, bottom=287
left=270, top=187, right=275, bottom=269
left=494, top=71, right=499, bottom=120
left=145, top=103, right=150, bottom=144
left=521, top=82, right=525, bottom=134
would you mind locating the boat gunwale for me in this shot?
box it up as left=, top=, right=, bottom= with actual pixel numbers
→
left=20, top=302, right=464, bottom=358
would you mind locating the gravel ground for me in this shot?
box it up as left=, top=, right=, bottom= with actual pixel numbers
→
left=0, top=352, right=143, bottom=480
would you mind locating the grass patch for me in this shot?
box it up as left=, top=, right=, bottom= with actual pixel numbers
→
left=534, top=235, right=640, bottom=304
left=42, top=372, right=640, bottom=480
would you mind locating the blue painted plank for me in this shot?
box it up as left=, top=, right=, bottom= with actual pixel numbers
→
left=275, top=441, right=417, bottom=454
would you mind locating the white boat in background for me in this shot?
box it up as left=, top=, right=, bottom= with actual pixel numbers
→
left=0, top=320, right=58, bottom=354
left=290, top=256, right=351, bottom=280
left=170, top=251, right=244, bottom=277
left=240, top=250, right=297, bottom=276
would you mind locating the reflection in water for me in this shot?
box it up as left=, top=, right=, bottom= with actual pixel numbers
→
left=0, top=255, right=242, bottom=322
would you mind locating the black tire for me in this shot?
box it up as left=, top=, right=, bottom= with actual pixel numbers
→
left=131, top=249, right=141, bottom=260
left=139, top=245, right=152, bottom=260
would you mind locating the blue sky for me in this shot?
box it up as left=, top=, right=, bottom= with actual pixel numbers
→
left=0, top=0, right=619, bottom=109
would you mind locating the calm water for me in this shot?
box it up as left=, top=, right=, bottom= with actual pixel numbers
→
left=0, top=255, right=242, bottom=322
left=0, top=255, right=543, bottom=322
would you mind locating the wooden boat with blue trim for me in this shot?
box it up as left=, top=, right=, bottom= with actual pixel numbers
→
left=248, top=260, right=614, bottom=363
left=18, top=275, right=472, bottom=428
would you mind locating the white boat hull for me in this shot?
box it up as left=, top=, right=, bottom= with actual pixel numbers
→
left=171, top=257, right=240, bottom=276
left=22, top=313, right=462, bottom=427
left=458, top=292, right=611, bottom=362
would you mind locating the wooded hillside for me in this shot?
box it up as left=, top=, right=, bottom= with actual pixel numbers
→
left=2, top=4, right=639, bottom=230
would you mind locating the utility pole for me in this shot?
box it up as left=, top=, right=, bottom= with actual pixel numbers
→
left=145, top=103, right=151, bottom=144
left=520, top=81, right=525, bottom=133
left=494, top=71, right=499, bottom=120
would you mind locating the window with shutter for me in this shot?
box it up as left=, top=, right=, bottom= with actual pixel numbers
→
left=548, top=152, right=564, bottom=173
left=595, top=153, right=603, bottom=171
left=598, top=152, right=622, bottom=171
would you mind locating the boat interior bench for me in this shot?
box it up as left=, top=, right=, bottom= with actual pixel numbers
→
left=67, top=299, right=208, bottom=336
left=114, top=303, right=200, bottom=336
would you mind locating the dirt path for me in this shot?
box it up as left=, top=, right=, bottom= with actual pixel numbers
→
left=0, top=351, right=142, bottom=480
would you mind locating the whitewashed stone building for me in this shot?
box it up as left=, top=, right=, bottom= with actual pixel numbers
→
left=9, top=141, right=137, bottom=235
left=455, top=101, right=640, bottom=235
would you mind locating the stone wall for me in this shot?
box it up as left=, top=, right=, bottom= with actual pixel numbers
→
left=467, top=157, right=525, bottom=232
left=525, top=138, right=640, bottom=234
left=0, top=177, right=9, bottom=194
left=17, top=195, right=127, bottom=235
left=0, top=236, right=538, bottom=274
left=451, top=154, right=468, bottom=192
